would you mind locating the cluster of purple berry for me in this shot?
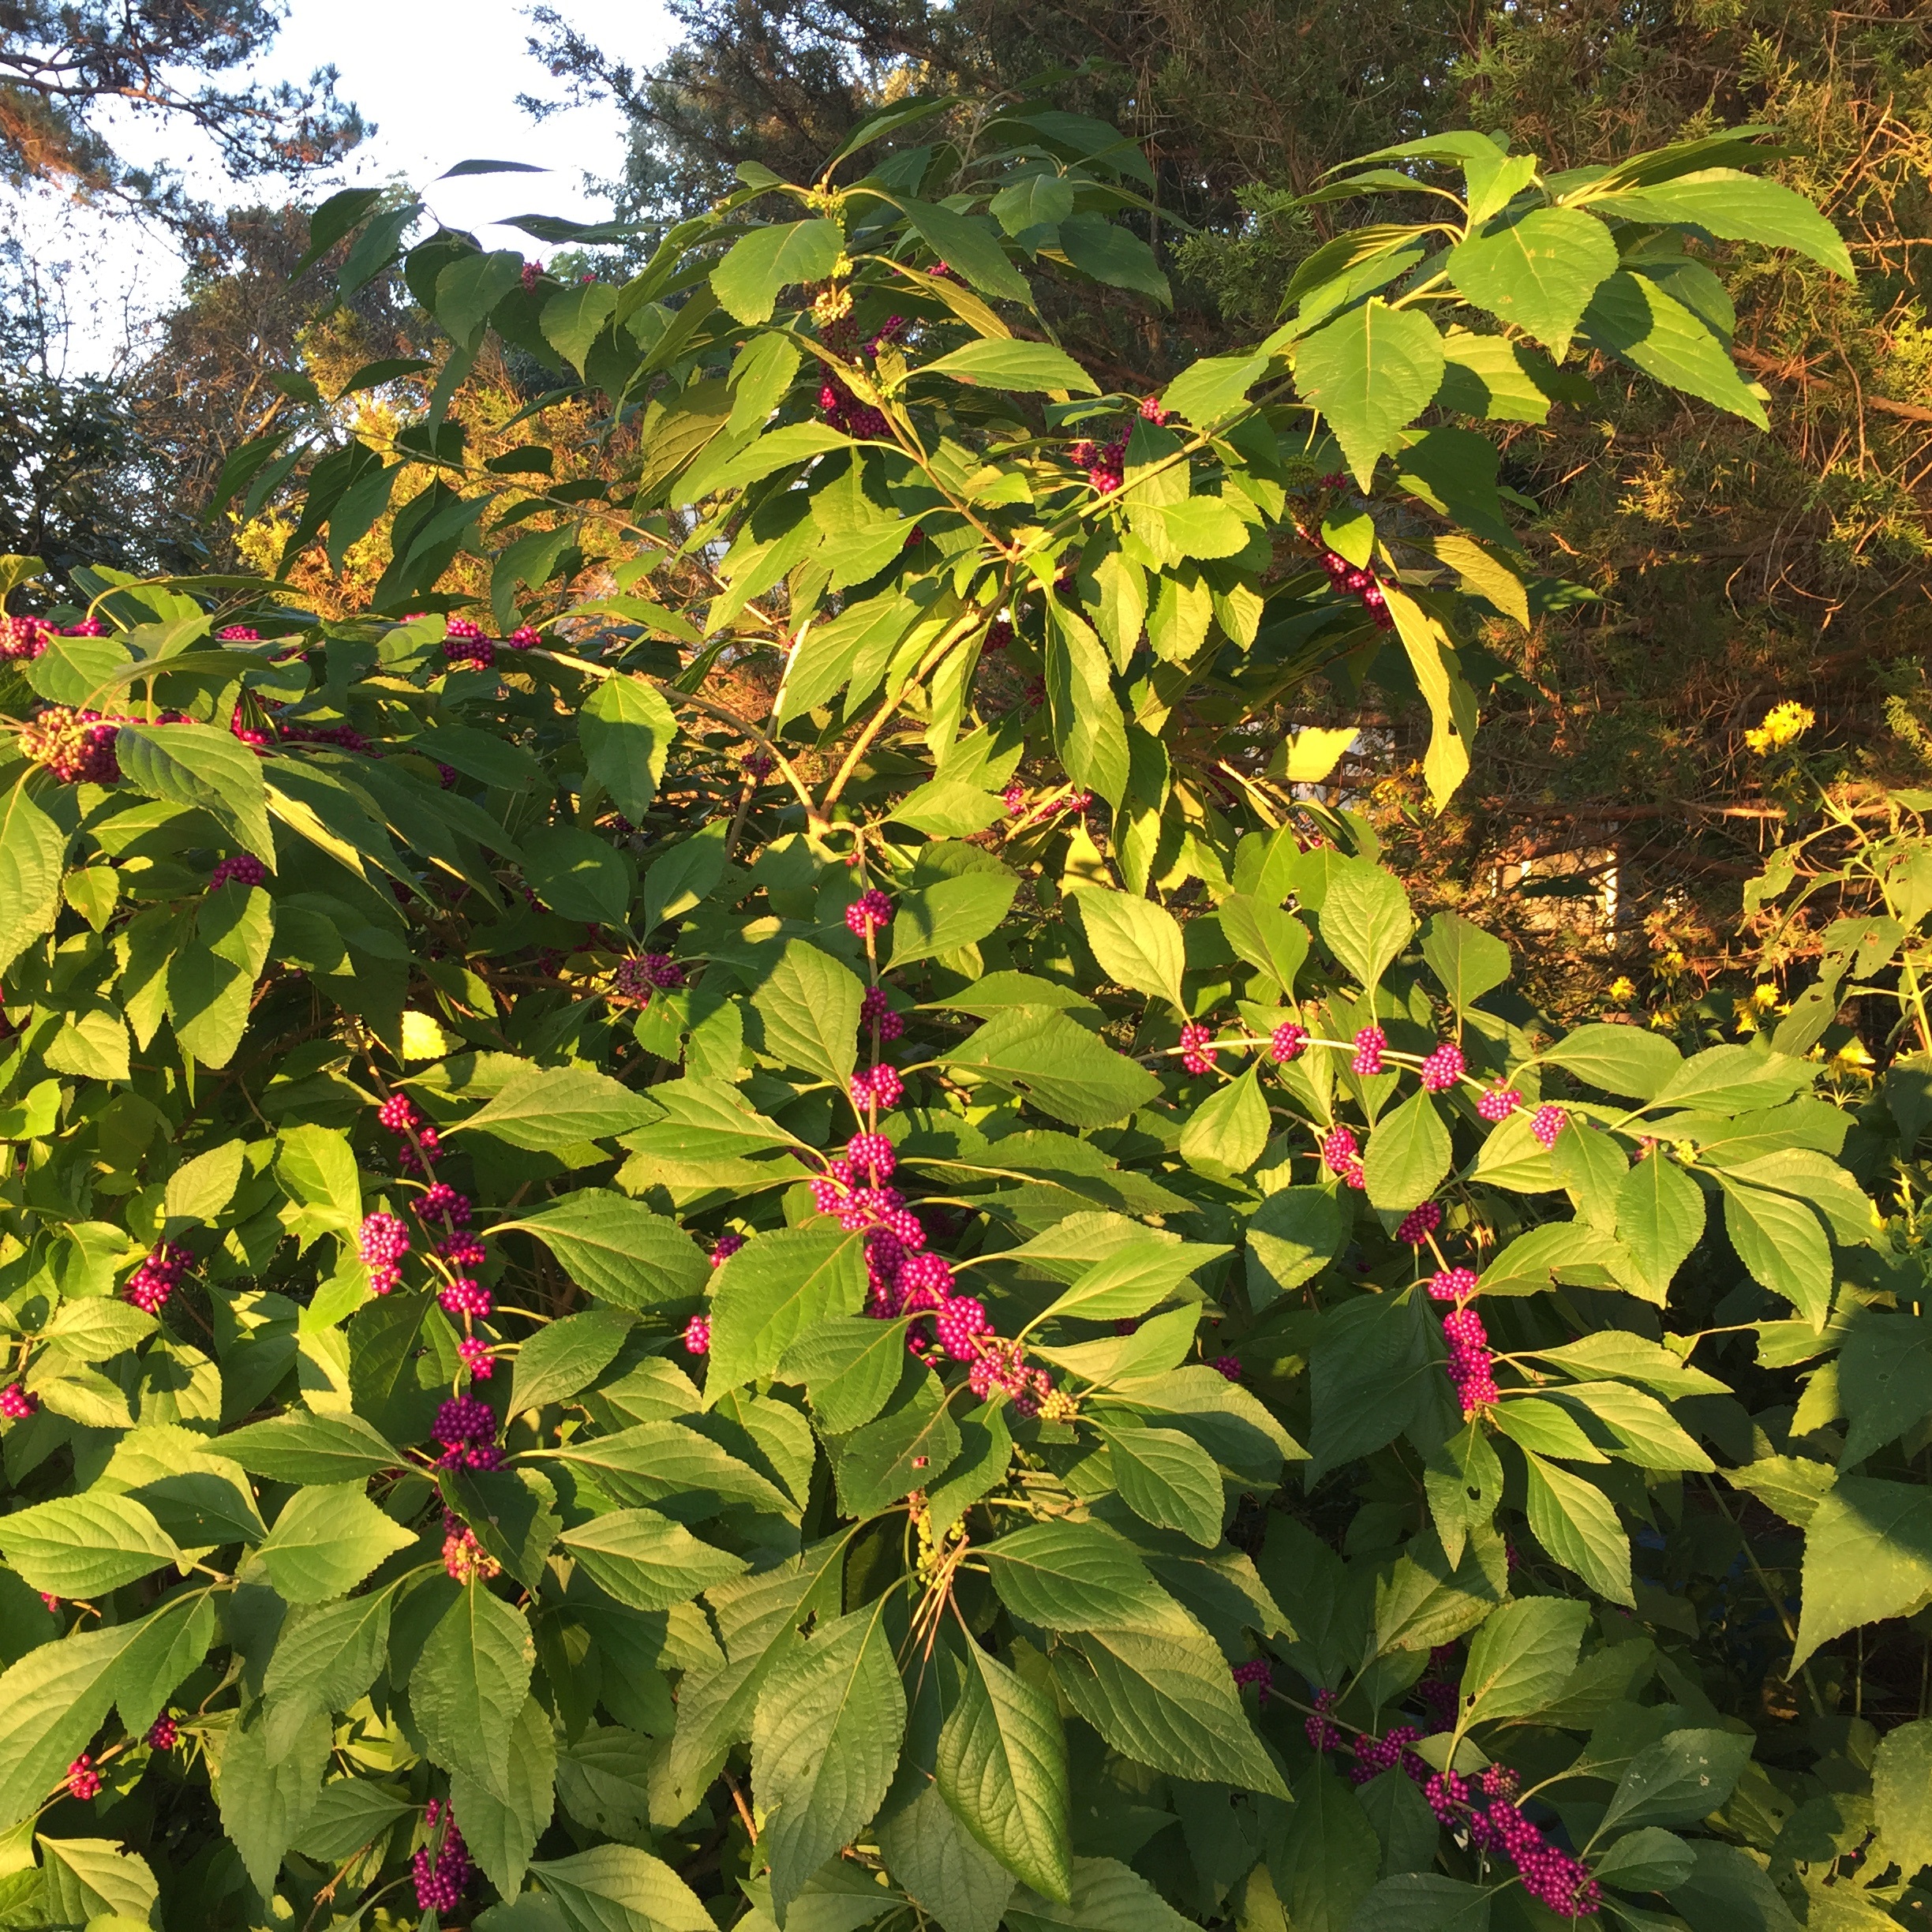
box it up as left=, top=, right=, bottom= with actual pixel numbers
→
left=66, top=1754, right=100, bottom=1800
left=432, top=1395, right=502, bottom=1471
left=859, top=985, right=904, bottom=1042
left=1320, top=1125, right=1365, bottom=1190
left=413, top=1800, right=472, bottom=1913
left=1420, top=1042, right=1466, bottom=1091
left=845, top=888, right=893, bottom=938
left=0, top=614, right=51, bottom=661
left=379, top=1094, right=443, bottom=1174
left=613, top=953, right=686, bottom=1004
left=1231, top=1658, right=1273, bottom=1700
left=1441, top=1301, right=1499, bottom=1413
left=1069, top=397, right=1169, bottom=495
left=0, top=1382, right=36, bottom=1419
left=19, top=705, right=128, bottom=784
left=817, top=376, right=890, bottom=442
left=1312, top=542, right=1395, bottom=630
left=125, top=1243, right=192, bottom=1315
left=441, top=618, right=496, bottom=670
left=358, top=1211, right=410, bottom=1294
left=147, top=1715, right=178, bottom=1750
left=208, top=853, right=267, bottom=893
left=1477, top=1084, right=1523, bottom=1121
left=442, top=1519, right=502, bottom=1584
left=1269, top=1022, right=1309, bottom=1062
left=683, top=1313, right=712, bottom=1355
left=1351, top=1026, right=1387, bottom=1076
left=1395, top=1200, right=1441, bottom=1246
left=1178, top=1021, right=1219, bottom=1075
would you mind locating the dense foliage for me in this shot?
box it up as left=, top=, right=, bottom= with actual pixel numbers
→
left=2, top=103, right=1930, bottom=1932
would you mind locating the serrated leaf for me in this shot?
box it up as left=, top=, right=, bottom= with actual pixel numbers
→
left=711, top=219, right=847, bottom=325
left=709, top=1227, right=868, bottom=1394
left=1521, top=1451, right=1634, bottom=1606
left=0, top=1493, right=178, bottom=1598
left=1294, top=299, right=1446, bottom=489
left=414, top=1584, right=536, bottom=1804
left=257, top=1482, right=414, bottom=1604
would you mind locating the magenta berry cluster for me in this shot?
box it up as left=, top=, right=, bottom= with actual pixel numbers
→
left=1270, top=1021, right=1309, bottom=1063
left=1068, top=427, right=1131, bottom=496
left=683, top=1313, right=712, bottom=1355
left=358, top=1211, right=410, bottom=1294
left=1350, top=1025, right=1387, bottom=1076
left=1428, top=1265, right=1479, bottom=1303
left=20, top=705, right=126, bottom=784
left=1305, top=1687, right=1341, bottom=1751
left=1420, top=1041, right=1465, bottom=1091
left=1395, top=1201, right=1441, bottom=1246
left=848, top=1132, right=896, bottom=1180
left=377, top=1094, right=417, bottom=1133
left=1213, top=1354, right=1242, bottom=1381
left=442, top=618, right=495, bottom=670
left=125, top=1243, right=191, bottom=1314
left=0, top=1383, right=36, bottom=1420
left=413, top=1800, right=472, bottom=1913
left=442, top=1521, right=500, bottom=1582
left=1230, top=1658, right=1272, bottom=1698
left=1442, top=1303, right=1499, bottom=1413
left=845, top=889, right=893, bottom=936
left=852, top=1063, right=904, bottom=1111
left=1178, top=1021, right=1218, bottom=1076
left=860, top=985, right=904, bottom=1040
left=147, top=1715, right=178, bottom=1750
left=418, top=1181, right=470, bottom=1227
left=66, top=1754, right=101, bottom=1800
left=1004, top=782, right=1028, bottom=815
left=0, top=614, right=51, bottom=661
left=1313, top=542, right=1395, bottom=630
left=710, top=1233, right=745, bottom=1268
left=508, top=624, right=541, bottom=648
left=1478, top=1084, right=1522, bottom=1121
left=614, top=953, right=685, bottom=1002
left=440, top=1275, right=491, bottom=1320
left=1320, top=1125, right=1365, bottom=1189
left=432, top=1396, right=501, bottom=1470
left=208, top=853, right=267, bottom=892
left=1530, top=1103, right=1566, bottom=1148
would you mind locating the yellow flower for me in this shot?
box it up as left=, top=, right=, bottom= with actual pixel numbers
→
left=1608, top=976, right=1637, bottom=1002
left=1751, top=982, right=1780, bottom=1010
left=1833, top=1037, right=1875, bottom=1069
left=1743, top=701, right=1815, bottom=754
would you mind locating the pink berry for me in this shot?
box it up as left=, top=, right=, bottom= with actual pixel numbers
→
left=66, top=1754, right=100, bottom=1800
left=1270, top=1022, right=1309, bottom=1063
left=1395, top=1202, right=1442, bottom=1245
left=710, top=1234, right=745, bottom=1267
left=1429, top=1267, right=1479, bottom=1303
left=1530, top=1104, right=1566, bottom=1148
left=417, top=1183, right=470, bottom=1226
left=378, top=1095, right=418, bottom=1133
left=1351, top=1026, right=1387, bottom=1076
left=1320, top=1125, right=1359, bottom=1175
left=147, top=1715, right=178, bottom=1750
left=0, top=1383, right=36, bottom=1420
left=845, top=889, right=893, bottom=936
left=1213, top=1354, right=1241, bottom=1381
left=1178, top=1021, right=1218, bottom=1076
left=1477, top=1085, right=1522, bottom=1122
left=1420, top=1041, right=1466, bottom=1092
left=208, top=852, right=267, bottom=892
left=684, top=1314, right=712, bottom=1355
left=848, top=1132, right=896, bottom=1180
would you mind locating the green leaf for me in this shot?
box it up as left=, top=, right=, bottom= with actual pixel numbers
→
left=778, top=1314, right=910, bottom=1434
left=1418, top=912, right=1511, bottom=1010
left=1056, top=1626, right=1286, bottom=1796
left=1593, top=1827, right=1696, bottom=1893
left=522, top=824, right=629, bottom=924
left=560, top=1509, right=747, bottom=1610
left=1521, top=1451, right=1634, bottom=1606
left=919, top=339, right=1099, bottom=395
left=890, top=870, right=1020, bottom=969
left=1159, top=352, right=1267, bottom=426
left=834, top=1368, right=962, bottom=1515
left=1294, top=299, right=1446, bottom=488
left=1178, top=1065, right=1270, bottom=1175
left=580, top=676, right=678, bottom=822
left=548, top=1421, right=793, bottom=1520
left=1362, top=1090, right=1451, bottom=1211
left=949, top=1007, right=1160, bottom=1129
left=749, top=939, right=865, bottom=1084
left=1036, top=1241, right=1226, bottom=1326
left=900, top=200, right=1031, bottom=305
left=263, top=1589, right=394, bottom=1745
left=1794, top=1475, right=1932, bottom=1669
left=511, top=1306, right=635, bottom=1416
left=1447, top=207, right=1619, bottom=359
left=111, top=1589, right=219, bottom=1735
left=289, top=1778, right=414, bottom=1864
left=1616, top=1153, right=1705, bottom=1298
left=1348, top=1875, right=1491, bottom=1931
left=936, top=1639, right=1073, bottom=1901
left=1316, top=859, right=1413, bottom=994
left=215, top=1410, right=402, bottom=1485
left=1543, top=1023, right=1683, bottom=1099
left=982, top=1521, right=1169, bottom=1630
left=531, top=1844, right=715, bottom=1932
left=44, top=1006, right=130, bottom=1083
left=39, top=1834, right=163, bottom=1926
left=1070, top=888, right=1186, bottom=1010
left=1307, top=1293, right=1435, bottom=1482
left=452, top=1694, right=557, bottom=1901
left=1245, top=1187, right=1346, bottom=1309
left=882, top=1783, right=1016, bottom=1932
left=0, top=780, right=68, bottom=974
left=710, top=219, right=847, bottom=324
left=1044, top=605, right=1130, bottom=807
left=1058, top=212, right=1170, bottom=304
left=1577, top=270, right=1768, bottom=426
left=1587, top=169, right=1853, bottom=277
left=257, top=1482, right=415, bottom=1604
left=0, top=1621, right=140, bottom=1829
left=1602, top=1728, right=1754, bottom=1833
left=1269, top=1764, right=1380, bottom=1932
left=217, top=1701, right=329, bottom=1900
left=414, top=1583, right=536, bottom=1804
left=1873, top=1719, right=1932, bottom=1877
left=458, top=1065, right=660, bottom=1151
left=754, top=1601, right=907, bottom=1915
left=1720, top=1180, right=1833, bottom=1327
left=1004, top=1858, right=1193, bottom=1932
left=709, top=1226, right=868, bottom=1393
left=0, top=1494, right=178, bottom=1598
left=495, top=1191, right=708, bottom=1311
left=1457, top=1597, right=1589, bottom=1725
left=1098, top=1425, right=1225, bottom=1545
left=1220, top=895, right=1309, bottom=991
left=116, top=723, right=275, bottom=864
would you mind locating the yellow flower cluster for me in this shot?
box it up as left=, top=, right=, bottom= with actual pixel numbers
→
left=1744, top=701, right=1815, bottom=754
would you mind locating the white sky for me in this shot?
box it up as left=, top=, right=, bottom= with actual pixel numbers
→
left=12, top=0, right=673, bottom=373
